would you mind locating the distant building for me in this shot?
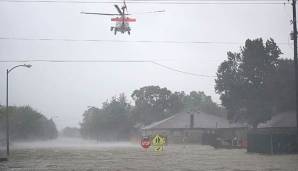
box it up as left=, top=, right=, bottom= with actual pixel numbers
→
left=140, top=111, right=248, bottom=146
left=247, top=111, right=298, bottom=154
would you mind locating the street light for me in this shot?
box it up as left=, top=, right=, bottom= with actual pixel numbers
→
left=6, top=64, right=32, bottom=156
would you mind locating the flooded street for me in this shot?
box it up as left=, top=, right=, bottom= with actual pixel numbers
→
left=0, top=139, right=298, bottom=171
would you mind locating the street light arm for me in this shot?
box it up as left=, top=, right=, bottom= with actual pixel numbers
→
left=8, top=64, right=32, bottom=73
left=5, top=63, right=32, bottom=156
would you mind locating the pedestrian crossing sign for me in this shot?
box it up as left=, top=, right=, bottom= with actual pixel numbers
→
left=152, top=134, right=166, bottom=151
left=152, top=134, right=166, bottom=146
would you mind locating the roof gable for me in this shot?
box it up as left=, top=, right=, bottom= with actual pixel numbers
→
left=142, top=111, right=246, bottom=129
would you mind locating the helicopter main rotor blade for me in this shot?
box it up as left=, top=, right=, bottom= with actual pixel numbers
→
left=114, top=5, right=123, bottom=15
left=81, top=12, right=121, bottom=16
left=144, top=10, right=165, bottom=14
left=131, top=10, right=165, bottom=15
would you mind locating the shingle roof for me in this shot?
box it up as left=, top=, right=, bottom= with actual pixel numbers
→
left=142, top=111, right=247, bottom=130
left=258, top=111, right=297, bottom=128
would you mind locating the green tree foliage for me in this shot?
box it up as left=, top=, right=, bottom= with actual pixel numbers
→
left=181, top=91, right=226, bottom=116
left=80, top=94, right=132, bottom=141
left=273, top=59, right=295, bottom=111
left=215, top=38, right=290, bottom=127
left=0, top=106, right=6, bottom=139
left=131, top=86, right=224, bottom=125
left=0, top=105, right=58, bottom=141
left=131, top=86, right=184, bottom=124
left=80, top=106, right=102, bottom=139
left=80, top=88, right=224, bottom=140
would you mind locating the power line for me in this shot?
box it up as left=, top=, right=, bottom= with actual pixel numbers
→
left=151, top=61, right=214, bottom=77
left=0, top=59, right=151, bottom=63
left=0, top=0, right=289, bottom=5
left=0, top=37, right=292, bottom=46
left=127, top=0, right=286, bottom=1
left=0, top=37, right=241, bottom=45
left=0, top=59, right=216, bottom=78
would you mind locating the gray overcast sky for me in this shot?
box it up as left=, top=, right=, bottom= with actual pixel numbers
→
left=0, top=0, right=294, bottom=130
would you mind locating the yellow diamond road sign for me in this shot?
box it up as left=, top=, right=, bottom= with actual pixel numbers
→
left=152, top=134, right=166, bottom=146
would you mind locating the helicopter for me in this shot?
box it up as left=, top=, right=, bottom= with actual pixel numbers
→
left=81, top=0, right=164, bottom=35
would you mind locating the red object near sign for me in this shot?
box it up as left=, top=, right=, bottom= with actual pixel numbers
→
left=141, top=136, right=151, bottom=149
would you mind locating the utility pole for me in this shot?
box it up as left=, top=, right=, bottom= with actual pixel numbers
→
left=292, top=0, right=298, bottom=130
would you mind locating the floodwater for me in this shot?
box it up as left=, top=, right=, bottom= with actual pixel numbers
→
left=0, top=138, right=298, bottom=171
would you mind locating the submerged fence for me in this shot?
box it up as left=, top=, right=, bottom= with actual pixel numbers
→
left=247, top=128, right=298, bottom=154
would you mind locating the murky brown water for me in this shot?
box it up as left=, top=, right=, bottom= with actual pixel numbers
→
left=0, top=139, right=298, bottom=171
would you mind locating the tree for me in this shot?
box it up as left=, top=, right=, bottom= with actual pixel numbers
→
left=0, top=105, right=58, bottom=141
left=272, top=59, right=295, bottom=112
left=0, top=106, right=6, bottom=140
left=80, top=87, right=226, bottom=140
left=131, top=86, right=225, bottom=125
left=80, top=106, right=102, bottom=139
left=80, top=94, right=132, bottom=141
left=181, top=91, right=226, bottom=116
left=101, top=94, right=132, bottom=140
left=131, top=86, right=183, bottom=124
left=215, top=38, right=283, bottom=127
